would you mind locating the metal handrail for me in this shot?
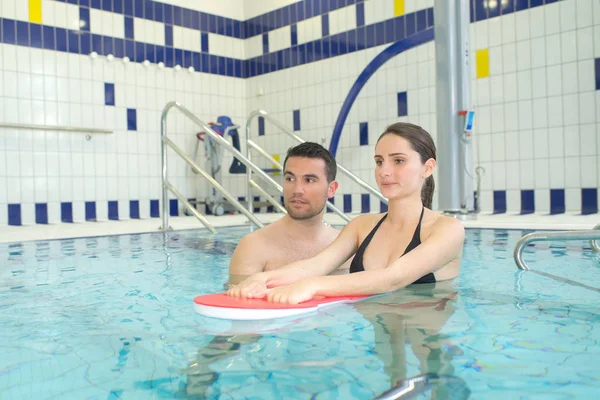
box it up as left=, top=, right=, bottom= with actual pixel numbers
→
left=160, top=101, right=282, bottom=232
left=245, top=109, right=386, bottom=220
left=246, top=139, right=351, bottom=223
left=514, top=229, right=600, bottom=270
left=374, top=373, right=470, bottom=400
left=0, top=122, right=112, bottom=134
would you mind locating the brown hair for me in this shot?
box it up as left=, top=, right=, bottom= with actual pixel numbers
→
left=377, top=123, right=436, bottom=208
left=283, top=142, right=337, bottom=183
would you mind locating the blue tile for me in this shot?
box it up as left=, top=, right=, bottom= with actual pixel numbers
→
left=356, top=2, right=365, bottom=27
left=85, top=201, right=96, bottom=221
left=91, top=33, right=102, bottom=55
left=114, top=38, right=124, bottom=58
left=200, top=53, right=208, bottom=72
left=427, top=7, right=434, bottom=28
left=192, top=52, right=200, bottom=70
left=61, top=202, right=73, bottom=223
left=258, top=116, right=265, bottom=136
left=16, top=21, right=29, bottom=46
left=384, top=19, right=395, bottom=43
left=154, top=2, right=164, bottom=22
left=182, top=8, right=192, bottom=28
left=394, top=16, right=405, bottom=41
left=343, top=194, right=352, bottom=213
left=103, top=36, right=113, bottom=55
left=493, top=190, right=507, bottom=214
left=135, top=0, right=145, bottom=19
left=80, top=7, right=91, bottom=31
left=80, top=0, right=90, bottom=6
left=233, top=20, right=242, bottom=38
left=35, top=203, right=48, bottom=224
left=550, top=189, right=565, bottom=214
left=595, top=58, right=600, bottom=90
left=183, top=50, right=192, bottom=67
left=474, top=0, right=488, bottom=21
left=322, top=14, right=329, bottom=36
left=80, top=32, right=91, bottom=54
left=290, top=24, right=298, bottom=45
left=192, top=12, right=200, bottom=30
left=124, top=16, right=134, bottom=39
left=406, top=13, right=416, bottom=36
left=92, top=0, right=101, bottom=9
left=135, top=41, right=145, bottom=62
left=127, top=108, right=137, bottom=130
left=294, top=2, right=305, bottom=23
left=125, top=39, right=135, bottom=59
left=306, top=41, right=314, bottom=63
left=359, top=122, right=368, bottom=145
left=164, top=4, right=173, bottom=24
left=262, top=33, right=269, bottom=54
left=8, top=204, right=21, bottom=226
left=416, top=9, right=427, bottom=32
left=105, top=83, right=115, bottom=106
left=43, top=26, right=55, bottom=50
left=327, top=197, right=334, bottom=213
left=169, top=199, right=178, bottom=216
left=101, top=0, right=112, bottom=11
left=56, top=28, right=68, bottom=52
left=397, top=91, right=408, bottom=117
left=108, top=200, right=119, bottom=220
left=130, top=200, right=140, bottom=219
left=361, top=193, right=370, bottom=213
left=380, top=201, right=388, bottom=213
left=520, top=189, right=534, bottom=214
left=199, top=12, right=209, bottom=31
left=515, top=0, right=528, bottom=11
left=581, top=188, right=598, bottom=215
left=124, top=0, right=134, bottom=16
left=293, top=109, right=301, bottom=131
left=208, top=14, right=217, bottom=33
left=201, top=32, right=209, bottom=52
left=530, top=0, right=543, bottom=8
left=114, top=0, right=123, bottom=14
left=68, top=30, right=79, bottom=53
left=144, top=0, right=153, bottom=19
left=374, top=22, right=385, bottom=46
left=30, top=24, right=42, bottom=48
left=235, top=59, right=243, bottom=78
left=346, top=31, right=356, bottom=53
left=150, top=199, right=159, bottom=217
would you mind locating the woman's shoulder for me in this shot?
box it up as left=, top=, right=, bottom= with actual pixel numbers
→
left=424, top=209, right=465, bottom=237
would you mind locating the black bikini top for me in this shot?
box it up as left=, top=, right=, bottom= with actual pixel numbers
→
left=349, top=207, right=436, bottom=284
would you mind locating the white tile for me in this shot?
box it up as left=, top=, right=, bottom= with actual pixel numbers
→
left=73, top=201, right=85, bottom=222
left=490, top=104, right=505, bottom=133
left=90, top=9, right=124, bottom=38
left=562, top=62, right=579, bottom=94
left=475, top=105, right=491, bottom=134
left=488, top=47, right=503, bottom=76
left=475, top=21, right=489, bottom=50
left=563, top=125, right=580, bottom=157
left=534, top=189, right=549, bottom=213
left=577, top=27, right=594, bottom=60
left=476, top=78, right=490, bottom=105
left=579, top=92, right=596, bottom=125
left=492, top=162, right=506, bottom=190
left=297, top=15, right=322, bottom=45
left=544, top=2, right=561, bottom=35
left=174, top=26, right=201, bottom=52
left=564, top=157, right=581, bottom=188
left=580, top=156, right=597, bottom=187
left=531, top=68, right=546, bottom=98
left=544, top=34, right=561, bottom=66
left=547, top=96, right=563, bottom=127
left=517, top=100, right=533, bottom=129
left=119, top=199, right=130, bottom=220
left=96, top=200, right=108, bottom=221
left=0, top=0, right=16, bottom=19
left=329, top=5, right=356, bottom=36
left=530, top=37, right=546, bottom=69
left=501, top=43, right=516, bottom=73
left=546, top=65, right=562, bottom=96
left=364, top=0, right=394, bottom=25
left=491, top=132, right=505, bottom=161
left=21, top=203, right=35, bottom=225
left=501, top=14, right=515, bottom=44
left=21, top=178, right=34, bottom=203
left=530, top=6, right=546, bottom=38
left=506, top=162, right=521, bottom=192
left=565, top=188, right=580, bottom=212
left=520, top=159, right=535, bottom=189
left=578, top=59, right=596, bottom=92
left=533, top=128, right=549, bottom=159
left=579, top=124, right=596, bottom=157
left=489, top=76, right=504, bottom=104
left=560, top=31, right=577, bottom=64
left=488, top=18, right=502, bottom=48
left=534, top=159, right=549, bottom=189
left=547, top=127, right=564, bottom=158
left=477, top=134, right=492, bottom=163
left=576, top=0, right=593, bottom=28
left=548, top=157, right=565, bottom=188
left=504, top=102, right=519, bottom=133
left=245, top=35, right=263, bottom=59
left=268, top=26, right=291, bottom=53
left=560, top=0, right=577, bottom=32
left=134, top=18, right=165, bottom=46
left=47, top=202, right=61, bottom=224
left=515, top=11, right=531, bottom=41
left=42, top=0, right=80, bottom=31
left=517, top=70, right=532, bottom=100
left=518, top=129, right=534, bottom=161
left=503, top=73, right=517, bottom=102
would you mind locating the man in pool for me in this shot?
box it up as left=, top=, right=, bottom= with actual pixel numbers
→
left=228, top=141, right=348, bottom=282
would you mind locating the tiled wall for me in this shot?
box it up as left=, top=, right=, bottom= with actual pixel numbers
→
left=1, top=0, right=599, bottom=226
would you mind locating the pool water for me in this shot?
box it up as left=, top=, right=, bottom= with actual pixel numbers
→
left=1, top=227, right=599, bottom=399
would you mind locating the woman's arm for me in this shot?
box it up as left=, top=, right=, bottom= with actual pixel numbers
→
left=227, top=215, right=364, bottom=298
left=267, top=217, right=465, bottom=304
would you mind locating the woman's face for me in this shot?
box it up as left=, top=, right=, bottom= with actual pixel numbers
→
left=374, top=134, right=431, bottom=200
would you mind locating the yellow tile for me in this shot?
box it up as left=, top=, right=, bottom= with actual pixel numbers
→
left=272, top=154, right=280, bottom=176
left=394, top=0, right=405, bottom=16
left=29, top=0, right=42, bottom=24
left=476, top=49, right=490, bottom=79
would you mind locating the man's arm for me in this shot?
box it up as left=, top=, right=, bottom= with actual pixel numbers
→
left=228, top=235, right=266, bottom=282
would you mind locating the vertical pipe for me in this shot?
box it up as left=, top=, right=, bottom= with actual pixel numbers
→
left=245, top=113, right=254, bottom=229
left=434, top=0, right=461, bottom=213
left=161, top=112, right=169, bottom=230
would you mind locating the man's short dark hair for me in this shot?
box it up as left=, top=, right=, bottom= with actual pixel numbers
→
left=283, top=142, right=337, bottom=182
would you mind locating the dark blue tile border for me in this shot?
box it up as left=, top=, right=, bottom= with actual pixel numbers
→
left=520, top=189, right=534, bottom=214
left=130, top=200, right=140, bottom=219
left=8, top=204, right=21, bottom=226
left=343, top=194, right=352, bottom=213
left=35, top=203, right=48, bottom=224
left=359, top=122, right=368, bottom=146
left=85, top=201, right=97, bottom=221
left=380, top=201, right=388, bottom=213
left=493, top=190, right=507, bottom=214
left=150, top=199, right=160, bottom=218
left=550, top=189, right=565, bottom=215
left=361, top=193, right=370, bottom=213
left=105, top=83, right=115, bottom=106
left=582, top=188, right=598, bottom=215
left=258, top=116, right=265, bottom=136
left=61, top=202, right=73, bottom=223
left=169, top=199, right=178, bottom=216
left=397, top=91, right=408, bottom=117
left=127, top=108, right=137, bottom=130
left=293, top=109, right=301, bottom=131
left=108, top=200, right=119, bottom=220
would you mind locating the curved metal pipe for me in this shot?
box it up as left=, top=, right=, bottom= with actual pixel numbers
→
left=514, top=230, right=600, bottom=270
left=591, top=223, right=600, bottom=252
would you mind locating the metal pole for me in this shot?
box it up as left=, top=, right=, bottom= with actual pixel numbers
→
left=160, top=111, right=169, bottom=231
left=435, top=0, right=471, bottom=214
left=245, top=112, right=254, bottom=225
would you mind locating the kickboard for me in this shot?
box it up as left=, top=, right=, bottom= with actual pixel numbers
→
left=194, top=293, right=369, bottom=320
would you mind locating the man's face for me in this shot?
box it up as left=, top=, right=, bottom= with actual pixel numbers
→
left=282, top=157, right=336, bottom=220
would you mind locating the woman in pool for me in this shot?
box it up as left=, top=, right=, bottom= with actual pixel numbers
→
left=228, top=122, right=465, bottom=304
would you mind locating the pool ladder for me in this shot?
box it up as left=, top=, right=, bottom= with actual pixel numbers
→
left=374, top=373, right=471, bottom=400
left=514, top=223, right=600, bottom=270
left=160, top=103, right=386, bottom=232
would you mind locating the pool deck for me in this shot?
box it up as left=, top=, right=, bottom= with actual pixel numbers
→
left=0, top=212, right=597, bottom=244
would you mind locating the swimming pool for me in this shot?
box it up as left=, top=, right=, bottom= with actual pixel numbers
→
left=1, top=226, right=599, bottom=399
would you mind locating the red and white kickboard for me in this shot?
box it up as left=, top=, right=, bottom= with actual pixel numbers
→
left=194, top=293, right=369, bottom=320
